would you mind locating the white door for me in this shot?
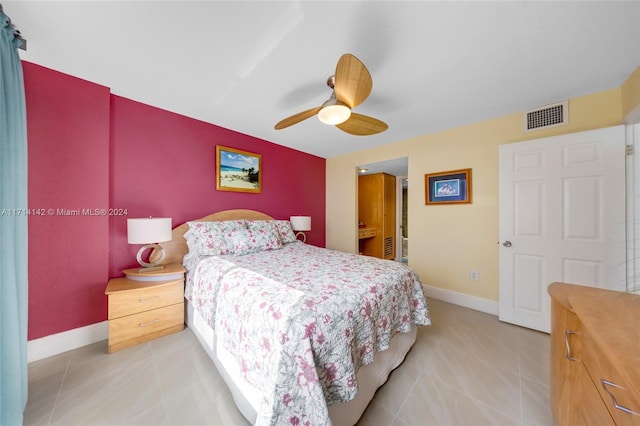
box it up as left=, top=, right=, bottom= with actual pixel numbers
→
left=499, top=125, right=626, bottom=333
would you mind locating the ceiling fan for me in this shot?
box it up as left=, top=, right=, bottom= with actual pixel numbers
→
left=274, top=53, right=388, bottom=136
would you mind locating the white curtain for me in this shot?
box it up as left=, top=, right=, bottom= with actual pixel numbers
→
left=0, top=4, right=28, bottom=425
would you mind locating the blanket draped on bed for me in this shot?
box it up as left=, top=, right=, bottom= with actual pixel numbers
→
left=186, top=242, right=430, bottom=426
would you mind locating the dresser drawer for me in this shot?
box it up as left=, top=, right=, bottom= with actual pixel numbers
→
left=108, top=280, right=183, bottom=319
left=580, top=328, right=640, bottom=425
left=108, top=302, right=184, bottom=350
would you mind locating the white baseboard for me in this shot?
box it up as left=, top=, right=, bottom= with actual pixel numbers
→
left=26, top=287, right=495, bottom=363
left=28, top=321, right=108, bottom=363
left=422, top=284, right=498, bottom=316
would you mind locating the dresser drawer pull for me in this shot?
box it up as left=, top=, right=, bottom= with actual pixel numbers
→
left=601, top=379, right=640, bottom=416
left=138, top=319, right=160, bottom=327
left=138, top=296, right=161, bottom=303
left=564, top=330, right=577, bottom=361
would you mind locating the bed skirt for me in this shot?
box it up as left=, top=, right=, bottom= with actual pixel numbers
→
left=186, top=301, right=417, bottom=426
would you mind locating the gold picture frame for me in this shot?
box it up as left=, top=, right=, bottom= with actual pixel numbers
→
left=216, top=145, right=262, bottom=193
left=425, top=168, right=472, bottom=205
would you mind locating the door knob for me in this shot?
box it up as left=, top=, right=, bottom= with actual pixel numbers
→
left=503, top=241, right=512, bottom=247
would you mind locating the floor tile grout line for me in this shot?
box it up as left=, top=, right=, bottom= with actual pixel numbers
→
left=517, top=341, right=525, bottom=426
left=390, top=340, right=440, bottom=424
left=389, top=367, right=420, bottom=425
left=428, top=338, right=525, bottom=424
left=423, top=368, right=525, bottom=426
left=520, top=373, right=550, bottom=389
left=432, top=325, right=523, bottom=366
left=437, top=337, right=522, bottom=379
left=148, top=341, right=174, bottom=425
left=46, top=358, right=71, bottom=426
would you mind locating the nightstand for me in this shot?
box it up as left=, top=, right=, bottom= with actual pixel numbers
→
left=104, top=263, right=186, bottom=353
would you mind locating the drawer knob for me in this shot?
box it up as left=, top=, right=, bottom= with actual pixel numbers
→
left=138, top=296, right=160, bottom=303
left=601, top=379, right=640, bottom=416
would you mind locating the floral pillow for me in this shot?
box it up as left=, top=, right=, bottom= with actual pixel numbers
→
left=273, top=220, right=297, bottom=244
left=233, top=220, right=283, bottom=255
left=185, top=220, right=246, bottom=256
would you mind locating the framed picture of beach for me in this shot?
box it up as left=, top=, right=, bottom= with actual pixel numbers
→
left=425, top=168, right=472, bottom=205
left=216, top=145, right=262, bottom=193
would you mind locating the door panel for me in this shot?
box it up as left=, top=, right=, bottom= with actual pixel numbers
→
left=513, top=254, right=544, bottom=313
left=499, top=126, right=626, bottom=332
left=564, top=176, right=600, bottom=240
left=514, top=180, right=544, bottom=236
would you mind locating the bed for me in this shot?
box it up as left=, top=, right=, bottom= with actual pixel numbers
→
left=154, top=209, right=431, bottom=426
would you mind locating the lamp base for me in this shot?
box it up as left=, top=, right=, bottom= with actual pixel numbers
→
left=136, top=244, right=166, bottom=273
left=295, top=232, right=307, bottom=243
left=137, top=265, right=165, bottom=273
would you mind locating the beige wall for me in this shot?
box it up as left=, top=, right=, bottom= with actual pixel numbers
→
left=327, top=65, right=640, bottom=302
left=622, top=65, right=640, bottom=121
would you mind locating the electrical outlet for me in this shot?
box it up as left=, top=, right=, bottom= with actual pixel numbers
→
left=470, top=270, right=479, bottom=281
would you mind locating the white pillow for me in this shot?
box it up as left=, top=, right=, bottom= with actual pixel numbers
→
left=185, top=220, right=246, bottom=255
left=233, top=220, right=283, bottom=255
left=273, top=220, right=298, bottom=244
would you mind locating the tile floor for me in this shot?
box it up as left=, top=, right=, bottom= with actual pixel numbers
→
left=23, top=299, right=554, bottom=426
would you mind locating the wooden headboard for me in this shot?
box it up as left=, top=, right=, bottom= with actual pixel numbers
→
left=151, top=209, right=273, bottom=265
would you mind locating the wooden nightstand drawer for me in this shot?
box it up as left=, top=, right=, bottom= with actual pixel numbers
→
left=105, top=263, right=186, bottom=353
left=108, top=302, right=184, bottom=353
left=108, top=280, right=183, bottom=319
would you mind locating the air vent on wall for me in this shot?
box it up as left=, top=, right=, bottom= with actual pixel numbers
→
left=524, top=101, right=568, bottom=132
left=384, top=237, right=393, bottom=257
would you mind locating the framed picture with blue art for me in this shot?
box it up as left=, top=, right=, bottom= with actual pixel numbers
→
left=216, top=145, right=262, bottom=193
left=425, top=168, right=472, bottom=205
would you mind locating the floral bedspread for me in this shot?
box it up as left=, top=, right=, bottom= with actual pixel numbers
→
left=185, top=242, right=430, bottom=426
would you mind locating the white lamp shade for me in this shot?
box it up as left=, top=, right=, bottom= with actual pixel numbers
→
left=127, top=218, right=172, bottom=244
left=290, top=216, right=311, bottom=232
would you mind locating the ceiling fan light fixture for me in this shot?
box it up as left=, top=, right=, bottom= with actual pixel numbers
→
left=318, top=102, right=351, bottom=125
left=275, top=54, right=386, bottom=135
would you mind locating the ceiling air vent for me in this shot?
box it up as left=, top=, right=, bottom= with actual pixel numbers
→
left=524, top=101, right=568, bottom=132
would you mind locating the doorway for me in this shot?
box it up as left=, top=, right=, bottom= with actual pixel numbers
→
left=357, top=157, right=408, bottom=262
left=397, top=176, right=408, bottom=263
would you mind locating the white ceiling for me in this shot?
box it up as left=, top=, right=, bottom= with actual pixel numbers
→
left=5, top=1, right=640, bottom=160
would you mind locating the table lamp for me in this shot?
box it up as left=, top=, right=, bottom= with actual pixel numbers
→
left=290, top=216, right=311, bottom=243
left=127, top=217, right=172, bottom=272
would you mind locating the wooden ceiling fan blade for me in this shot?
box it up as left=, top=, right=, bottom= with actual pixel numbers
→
left=336, top=112, right=388, bottom=135
left=274, top=106, right=322, bottom=130
left=334, top=53, right=372, bottom=109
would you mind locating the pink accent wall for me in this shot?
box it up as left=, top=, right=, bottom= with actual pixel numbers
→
left=108, top=95, right=326, bottom=276
left=24, top=62, right=111, bottom=339
left=24, top=62, right=326, bottom=340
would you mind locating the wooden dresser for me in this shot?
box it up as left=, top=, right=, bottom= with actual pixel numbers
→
left=105, top=263, right=185, bottom=353
left=548, top=282, right=640, bottom=425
